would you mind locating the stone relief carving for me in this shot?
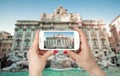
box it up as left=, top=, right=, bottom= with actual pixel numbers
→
left=54, top=6, right=67, bottom=15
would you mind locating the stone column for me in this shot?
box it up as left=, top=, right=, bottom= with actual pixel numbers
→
left=66, top=40, right=68, bottom=46
left=61, top=39, right=62, bottom=46
left=20, top=27, right=26, bottom=59
left=64, top=39, right=65, bottom=45
left=104, top=31, right=110, bottom=46
left=97, top=30, right=101, bottom=49
left=88, top=30, right=93, bottom=50
left=65, top=39, right=67, bottom=46
left=68, top=39, right=69, bottom=46
left=70, top=39, right=71, bottom=46
left=55, top=39, right=57, bottom=45
left=68, top=40, right=70, bottom=46
left=30, top=26, right=35, bottom=46
left=21, top=28, right=26, bottom=51
left=48, top=40, right=50, bottom=45
left=67, top=39, right=69, bottom=46
left=53, top=39, right=54, bottom=46
left=51, top=39, right=53, bottom=45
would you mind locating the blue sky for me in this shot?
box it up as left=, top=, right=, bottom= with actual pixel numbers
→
left=0, top=0, right=120, bottom=35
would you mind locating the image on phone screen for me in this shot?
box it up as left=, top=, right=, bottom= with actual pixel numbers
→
left=44, top=32, right=74, bottom=49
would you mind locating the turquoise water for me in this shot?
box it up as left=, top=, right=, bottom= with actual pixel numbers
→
left=0, top=69, right=89, bottom=76
left=0, top=67, right=120, bottom=76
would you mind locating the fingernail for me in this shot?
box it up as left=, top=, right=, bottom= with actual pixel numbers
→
left=72, top=58, right=76, bottom=61
left=63, top=50, right=68, bottom=54
left=54, top=50, right=58, bottom=54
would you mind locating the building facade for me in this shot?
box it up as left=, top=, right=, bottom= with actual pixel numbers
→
left=109, top=15, right=120, bottom=53
left=0, top=31, right=13, bottom=58
left=0, top=31, right=11, bottom=40
left=11, top=6, right=110, bottom=62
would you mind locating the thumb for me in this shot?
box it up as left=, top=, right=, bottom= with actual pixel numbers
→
left=42, top=51, right=54, bottom=60
left=67, top=51, right=78, bottom=59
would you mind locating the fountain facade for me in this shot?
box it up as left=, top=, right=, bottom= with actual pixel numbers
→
left=0, top=6, right=116, bottom=71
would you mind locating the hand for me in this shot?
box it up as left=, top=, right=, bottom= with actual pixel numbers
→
left=27, top=30, right=55, bottom=76
left=66, top=27, right=106, bottom=76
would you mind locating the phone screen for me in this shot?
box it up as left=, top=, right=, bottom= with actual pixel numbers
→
left=44, top=31, right=74, bottom=49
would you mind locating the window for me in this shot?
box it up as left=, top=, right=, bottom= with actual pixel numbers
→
left=101, top=39, right=106, bottom=46
left=18, top=28, right=23, bottom=32
left=93, top=39, right=98, bottom=46
left=91, top=29, right=94, bottom=33
left=26, top=28, right=31, bottom=32
left=116, top=44, right=120, bottom=47
left=16, top=39, right=21, bottom=47
left=10, top=44, right=12, bottom=46
left=99, top=30, right=103, bottom=34
left=15, top=52, right=18, bottom=55
left=24, top=39, right=30, bottom=47
left=2, top=49, right=4, bottom=52
left=24, top=52, right=27, bottom=58
left=4, top=49, right=6, bottom=52
left=104, top=51, right=107, bottom=56
left=49, top=40, right=53, bottom=45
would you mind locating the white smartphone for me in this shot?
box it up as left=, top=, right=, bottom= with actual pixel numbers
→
left=39, top=31, right=80, bottom=50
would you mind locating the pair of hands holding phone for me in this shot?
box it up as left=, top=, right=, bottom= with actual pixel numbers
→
left=27, top=27, right=106, bottom=76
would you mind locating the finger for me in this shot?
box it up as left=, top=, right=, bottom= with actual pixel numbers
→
left=72, top=26, right=87, bottom=43
left=42, top=50, right=54, bottom=60
left=32, top=30, right=39, bottom=48
left=73, top=26, right=89, bottom=50
left=67, top=51, right=78, bottom=59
